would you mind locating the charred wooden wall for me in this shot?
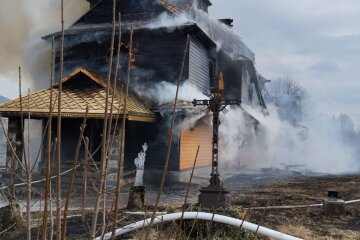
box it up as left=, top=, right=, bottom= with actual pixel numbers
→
left=133, top=30, right=189, bottom=85
left=56, top=29, right=190, bottom=88
left=140, top=113, right=182, bottom=171
left=217, top=53, right=243, bottom=100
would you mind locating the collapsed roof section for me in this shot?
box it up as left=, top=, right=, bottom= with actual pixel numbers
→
left=0, top=67, right=157, bottom=122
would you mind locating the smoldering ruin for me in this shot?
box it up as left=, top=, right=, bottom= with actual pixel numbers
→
left=0, top=0, right=359, bottom=239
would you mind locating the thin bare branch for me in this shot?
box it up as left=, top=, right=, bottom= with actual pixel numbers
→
left=145, top=35, right=190, bottom=239
left=91, top=0, right=117, bottom=237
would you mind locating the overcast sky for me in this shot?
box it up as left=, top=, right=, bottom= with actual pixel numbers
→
left=210, top=0, right=360, bottom=118
left=0, top=0, right=359, bottom=118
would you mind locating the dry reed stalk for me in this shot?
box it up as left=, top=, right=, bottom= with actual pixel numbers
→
left=8, top=142, right=15, bottom=218
left=81, top=137, right=89, bottom=223
left=106, top=12, right=122, bottom=148
left=144, top=35, right=190, bottom=239
left=56, top=0, right=65, bottom=238
left=157, top=216, right=164, bottom=239
left=255, top=182, right=277, bottom=235
left=104, top=12, right=122, bottom=163
left=5, top=166, right=45, bottom=197
left=206, top=181, right=226, bottom=240
left=101, top=1, right=117, bottom=233
left=26, top=88, right=32, bottom=240
left=41, top=36, right=55, bottom=240
left=91, top=0, right=117, bottom=237
left=108, top=82, right=123, bottom=165
left=0, top=222, right=16, bottom=236
left=176, top=145, right=200, bottom=240
left=19, top=66, right=28, bottom=168
left=186, top=208, right=201, bottom=240
left=239, top=195, right=256, bottom=230
left=103, top=15, right=122, bottom=234
left=0, top=119, right=26, bottom=172
left=61, top=107, right=89, bottom=239
left=110, top=23, right=133, bottom=240
left=50, top=138, right=57, bottom=240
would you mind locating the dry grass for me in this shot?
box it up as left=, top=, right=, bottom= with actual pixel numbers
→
left=278, top=225, right=313, bottom=239
left=234, top=175, right=360, bottom=240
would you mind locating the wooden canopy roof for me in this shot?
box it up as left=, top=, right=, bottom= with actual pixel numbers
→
left=0, top=67, right=157, bottom=122
left=158, top=0, right=190, bottom=14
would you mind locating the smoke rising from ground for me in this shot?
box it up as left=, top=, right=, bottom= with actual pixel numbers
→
left=0, top=0, right=89, bottom=98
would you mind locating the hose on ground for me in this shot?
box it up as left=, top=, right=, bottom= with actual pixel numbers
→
left=97, top=211, right=303, bottom=240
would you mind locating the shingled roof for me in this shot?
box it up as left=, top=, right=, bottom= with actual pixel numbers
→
left=0, top=67, right=157, bottom=122
left=157, top=0, right=191, bottom=14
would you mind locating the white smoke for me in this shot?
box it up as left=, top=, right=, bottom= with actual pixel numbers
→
left=145, top=12, right=190, bottom=29
left=219, top=104, right=360, bottom=174
left=134, top=80, right=206, bottom=106
left=0, top=0, right=89, bottom=98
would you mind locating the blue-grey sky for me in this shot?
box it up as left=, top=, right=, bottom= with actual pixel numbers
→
left=210, top=0, right=360, bottom=117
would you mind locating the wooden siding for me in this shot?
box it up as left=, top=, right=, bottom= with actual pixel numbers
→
left=180, top=123, right=212, bottom=171
left=189, top=37, right=210, bottom=91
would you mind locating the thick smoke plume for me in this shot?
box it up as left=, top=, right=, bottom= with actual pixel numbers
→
left=0, top=0, right=89, bottom=98
left=219, top=102, right=360, bottom=174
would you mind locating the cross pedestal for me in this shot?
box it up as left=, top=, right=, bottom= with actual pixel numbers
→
left=198, top=185, right=230, bottom=208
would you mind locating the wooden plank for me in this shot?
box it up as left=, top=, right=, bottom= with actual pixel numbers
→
left=180, top=123, right=212, bottom=170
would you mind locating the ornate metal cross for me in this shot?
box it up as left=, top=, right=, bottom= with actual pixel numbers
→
left=192, top=74, right=240, bottom=189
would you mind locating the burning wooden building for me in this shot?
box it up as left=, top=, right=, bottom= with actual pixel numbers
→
left=0, top=0, right=267, bottom=182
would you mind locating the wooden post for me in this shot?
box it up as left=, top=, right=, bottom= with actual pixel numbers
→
left=81, top=137, right=89, bottom=223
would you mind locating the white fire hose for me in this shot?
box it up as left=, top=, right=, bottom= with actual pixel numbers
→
left=97, top=211, right=303, bottom=240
